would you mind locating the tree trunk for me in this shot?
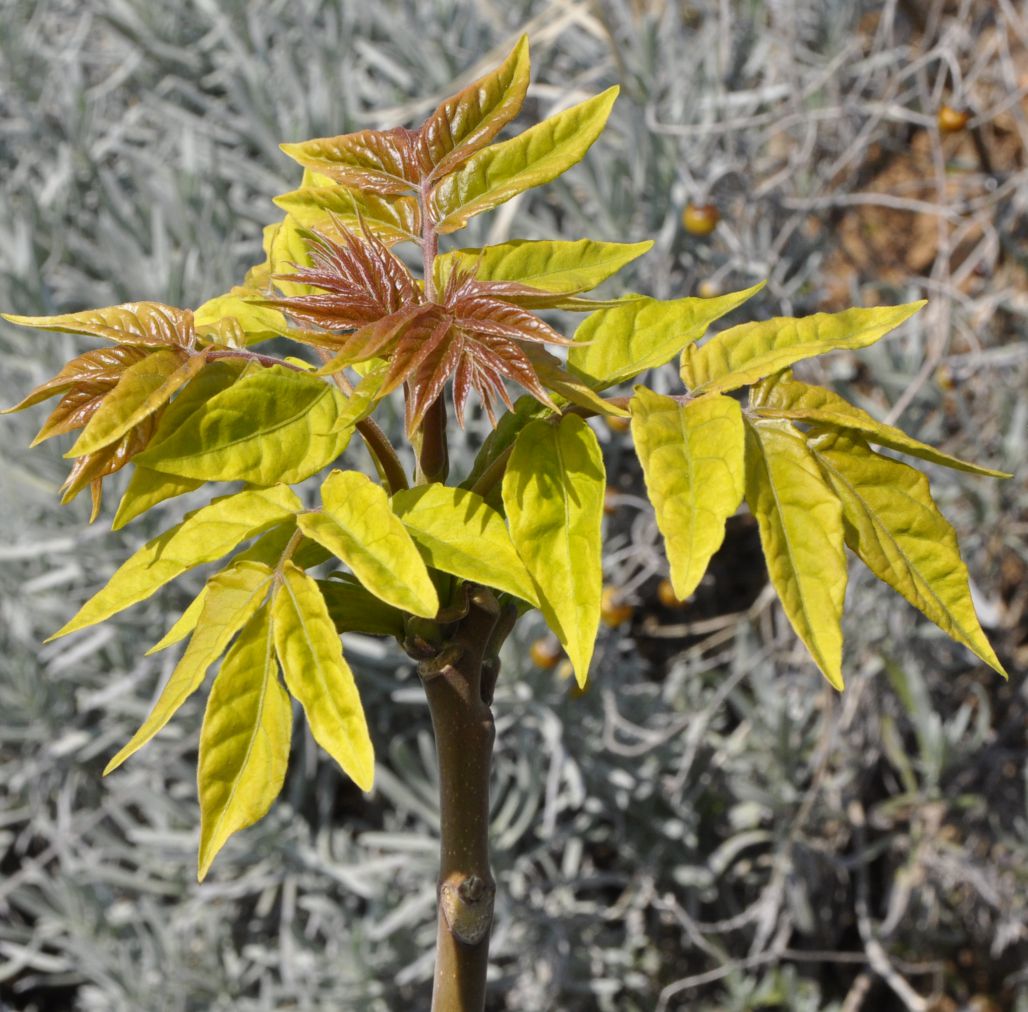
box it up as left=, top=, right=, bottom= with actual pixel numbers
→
left=420, top=592, right=502, bottom=1012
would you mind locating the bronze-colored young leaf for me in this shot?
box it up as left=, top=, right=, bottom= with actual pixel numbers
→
left=809, top=430, right=1007, bottom=676
left=502, top=415, right=605, bottom=686
left=104, top=560, right=276, bottom=774
left=744, top=418, right=848, bottom=689
left=273, top=171, right=421, bottom=246
left=67, top=350, right=203, bottom=458
left=2, top=345, right=149, bottom=415
left=431, top=87, right=619, bottom=234
left=682, top=302, right=926, bottom=395
left=280, top=125, right=427, bottom=195
left=3, top=302, right=196, bottom=349
left=273, top=562, right=375, bottom=790
left=751, top=372, right=1009, bottom=479
left=631, top=388, right=745, bottom=600
left=421, top=35, right=530, bottom=178
left=197, top=604, right=291, bottom=880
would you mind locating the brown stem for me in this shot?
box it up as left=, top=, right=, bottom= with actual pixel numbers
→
left=420, top=591, right=500, bottom=1012
left=355, top=417, right=409, bottom=494
left=417, top=395, right=450, bottom=484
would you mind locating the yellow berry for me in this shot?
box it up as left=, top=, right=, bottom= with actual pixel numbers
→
left=600, top=585, right=634, bottom=627
left=938, top=104, right=970, bottom=134
left=696, top=279, right=721, bottom=298
left=603, top=485, right=618, bottom=516
left=530, top=637, right=562, bottom=669
left=606, top=415, right=631, bottom=433
left=657, top=578, right=689, bottom=608
left=682, top=202, right=720, bottom=236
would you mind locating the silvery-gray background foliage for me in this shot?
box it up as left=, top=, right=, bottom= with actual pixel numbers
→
left=1, top=1, right=1025, bottom=1009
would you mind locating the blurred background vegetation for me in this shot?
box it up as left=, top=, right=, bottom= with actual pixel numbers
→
left=0, top=1, right=1025, bottom=1009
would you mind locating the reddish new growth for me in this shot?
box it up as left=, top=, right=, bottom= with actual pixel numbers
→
left=263, top=223, right=577, bottom=430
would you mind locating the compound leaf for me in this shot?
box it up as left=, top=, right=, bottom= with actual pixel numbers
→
left=682, top=302, right=926, bottom=395
left=298, top=470, right=439, bottom=618
left=431, top=88, right=619, bottom=234
left=273, top=562, right=374, bottom=790
left=135, top=365, right=353, bottom=486
left=502, top=415, right=604, bottom=686
left=51, top=485, right=300, bottom=639
left=744, top=419, right=847, bottom=689
left=810, top=430, right=1006, bottom=676
left=104, top=561, right=275, bottom=774
left=197, top=604, right=291, bottom=879
left=2, top=302, right=195, bottom=349
left=751, top=372, right=1009, bottom=479
left=391, top=484, right=538, bottom=605
left=631, top=388, right=745, bottom=600
left=568, top=283, right=764, bottom=389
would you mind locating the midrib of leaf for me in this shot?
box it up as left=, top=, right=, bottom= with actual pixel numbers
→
left=282, top=574, right=332, bottom=703
left=814, top=449, right=982, bottom=649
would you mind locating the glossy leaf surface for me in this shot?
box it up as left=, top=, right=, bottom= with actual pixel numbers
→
left=682, top=302, right=925, bottom=395
left=810, top=431, right=1006, bottom=676
left=104, top=561, right=275, bottom=773
left=68, top=350, right=202, bottom=457
left=391, top=484, right=538, bottom=605
left=568, top=283, right=763, bottom=389
left=298, top=470, right=439, bottom=618
left=52, top=485, right=299, bottom=639
left=631, top=388, right=745, bottom=600
left=751, top=372, right=1009, bottom=478
left=503, top=415, right=605, bottom=686
left=431, top=88, right=619, bottom=233
left=197, top=605, right=291, bottom=879
left=273, top=562, right=375, bottom=789
left=744, top=419, right=847, bottom=689
left=136, top=366, right=354, bottom=485
left=434, top=238, right=652, bottom=296
left=3, top=302, right=195, bottom=349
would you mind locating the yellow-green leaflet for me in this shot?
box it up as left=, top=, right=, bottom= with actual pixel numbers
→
left=145, top=522, right=311, bottom=656
left=810, top=431, right=1007, bottom=677
left=523, top=348, right=630, bottom=418
left=195, top=289, right=287, bottom=346
left=391, top=484, right=539, bottom=605
left=112, top=469, right=203, bottom=531
left=434, top=239, right=652, bottom=295
left=750, top=373, right=1010, bottom=479
left=273, top=562, right=374, bottom=790
left=266, top=215, right=317, bottom=297
left=112, top=360, right=254, bottom=529
left=298, top=470, right=439, bottom=618
left=197, top=604, right=291, bottom=879
left=568, top=283, right=764, bottom=390
left=51, top=485, right=300, bottom=639
left=431, top=88, right=619, bottom=234
left=630, top=389, right=745, bottom=601
left=135, top=366, right=353, bottom=485
left=273, top=183, right=421, bottom=246
left=744, top=419, right=847, bottom=689
left=682, top=302, right=926, bottom=395
left=502, top=415, right=605, bottom=687
left=2, top=302, right=195, bottom=348
left=104, top=561, right=275, bottom=774
left=67, top=351, right=203, bottom=458
left=422, top=35, right=530, bottom=177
